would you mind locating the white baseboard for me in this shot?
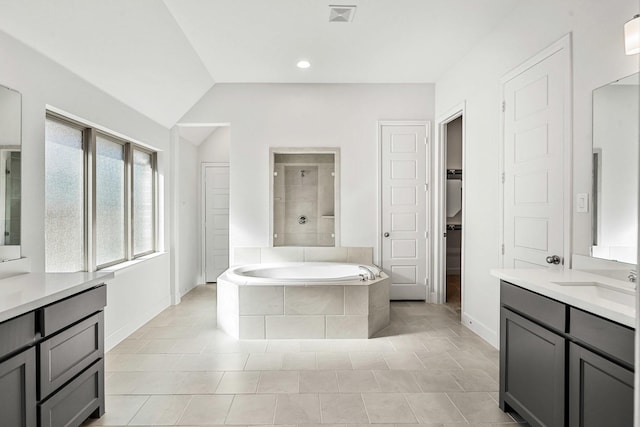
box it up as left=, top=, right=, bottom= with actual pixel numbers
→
left=461, top=312, right=498, bottom=349
left=105, top=294, right=171, bottom=352
left=429, top=290, right=439, bottom=304
left=180, top=282, right=202, bottom=297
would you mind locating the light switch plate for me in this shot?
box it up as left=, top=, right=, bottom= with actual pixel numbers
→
left=576, top=193, right=589, bottom=213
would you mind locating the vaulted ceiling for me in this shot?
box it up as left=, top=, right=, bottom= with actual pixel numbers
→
left=0, top=0, right=520, bottom=128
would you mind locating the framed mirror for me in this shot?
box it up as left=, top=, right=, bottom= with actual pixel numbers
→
left=591, top=72, right=639, bottom=264
left=270, top=148, right=340, bottom=247
left=0, top=84, right=21, bottom=261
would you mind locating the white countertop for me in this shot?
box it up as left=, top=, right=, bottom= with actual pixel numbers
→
left=0, top=272, right=114, bottom=323
left=491, top=268, right=636, bottom=328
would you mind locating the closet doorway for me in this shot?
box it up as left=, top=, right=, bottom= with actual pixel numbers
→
left=444, top=117, right=463, bottom=314
left=435, top=107, right=464, bottom=316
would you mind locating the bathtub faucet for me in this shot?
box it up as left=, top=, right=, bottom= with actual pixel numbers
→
left=358, top=265, right=380, bottom=280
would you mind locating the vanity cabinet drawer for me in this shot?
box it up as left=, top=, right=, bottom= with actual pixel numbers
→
left=39, top=359, right=104, bottom=427
left=0, top=312, right=37, bottom=360
left=41, top=285, right=106, bottom=336
left=500, top=281, right=566, bottom=332
left=569, top=307, right=634, bottom=368
left=39, top=312, right=104, bottom=399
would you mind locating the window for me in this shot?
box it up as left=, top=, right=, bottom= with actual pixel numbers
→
left=132, top=149, right=155, bottom=256
left=45, top=113, right=157, bottom=272
left=95, top=135, right=126, bottom=267
left=45, top=118, right=85, bottom=272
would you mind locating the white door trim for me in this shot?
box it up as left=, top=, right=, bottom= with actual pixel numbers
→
left=499, top=33, right=573, bottom=268
left=201, top=162, right=230, bottom=282
left=434, top=103, right=466, bottom=305
left=377, top=120, right=430, bottom=300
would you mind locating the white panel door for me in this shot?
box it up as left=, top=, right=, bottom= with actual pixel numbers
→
left=205, top=165, right=229, bottom=282
left=503, top=44, right=568, bottom=269
left=381, top=123, right=428, bottom=300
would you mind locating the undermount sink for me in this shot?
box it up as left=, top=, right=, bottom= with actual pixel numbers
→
left=552, top=281, right=636, bottom=308
left=552, top=281, right=608, bottom=287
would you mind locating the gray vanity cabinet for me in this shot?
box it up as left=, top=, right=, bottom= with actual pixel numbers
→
left=500, top=280, right=635, bottom=427
left=500, top=283, right=566, bottom=427
left=0, top=284, right=106, bottom=427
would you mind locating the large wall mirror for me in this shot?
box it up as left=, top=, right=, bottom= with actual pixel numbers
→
left=0, top=84, right=21, bottom=261
left=270, top=148, right=340, bottom=247
left=591, top=72, right=639, bottom=264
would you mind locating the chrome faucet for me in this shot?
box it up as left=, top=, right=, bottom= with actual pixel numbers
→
left=628, top=270, right=637, bottom=288
left=358, top=265, right=381, bottom=281
left=358, top=266, right=376, bottom=280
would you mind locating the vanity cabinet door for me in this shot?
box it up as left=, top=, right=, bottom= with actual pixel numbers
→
left=0, top=346, right=36, bottom=427
left=569, top=342, right=633, bottom=427
left=500, top=307, right=565, bottom=427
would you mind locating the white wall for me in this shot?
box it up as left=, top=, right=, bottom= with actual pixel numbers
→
left=0, top=86, right=20, bottom=145
left=0, top=30, right=173, bottom=350
left=435, top=0, right=640, bottom=346
left=181, top=84, right=434, bottom=262
left=200, top=126, right=230, bottom=163
left=177, top=137, right=202, bottom=295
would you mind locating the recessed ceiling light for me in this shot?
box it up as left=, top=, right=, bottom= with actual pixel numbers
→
left=297, top=60, right=311, bottom=69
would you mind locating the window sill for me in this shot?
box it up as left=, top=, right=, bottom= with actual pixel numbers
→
left=98, top=252, right=167, bottom=273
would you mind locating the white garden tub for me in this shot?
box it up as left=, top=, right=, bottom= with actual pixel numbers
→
left=217, top=262, right=390, bottom=339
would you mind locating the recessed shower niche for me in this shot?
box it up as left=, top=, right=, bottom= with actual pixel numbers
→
left=271, top=149, right=339, bottom=247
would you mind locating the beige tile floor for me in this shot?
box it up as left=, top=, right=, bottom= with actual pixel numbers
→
left=84, top=285, right=528, bottom=427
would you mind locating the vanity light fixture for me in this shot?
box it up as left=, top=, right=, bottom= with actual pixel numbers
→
left=296, top=60, right=311, bottom=69
left=624, top=14, right=640, bottom=55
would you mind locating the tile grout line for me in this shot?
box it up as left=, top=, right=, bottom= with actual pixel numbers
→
left=272, top=393, right=279, bottom=425
left=402, top=391, right=421, bottom=424
left=359, top=392, right=372, bottom=424
left=445, top=391, right=469, bottom=424
left=173, top=394, right=194, bottom=426
left=124, top=394, right=151, bottom=426
left=223, top=394, right=237, bottom=425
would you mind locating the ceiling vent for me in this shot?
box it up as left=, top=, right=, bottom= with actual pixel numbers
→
left=329, top=5, right=356, bottom=23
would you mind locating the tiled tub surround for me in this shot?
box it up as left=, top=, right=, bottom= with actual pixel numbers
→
left=217, top=263, right=390, bottom=339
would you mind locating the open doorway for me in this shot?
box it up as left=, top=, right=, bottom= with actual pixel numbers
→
left=435, top=107, right=464, bottom=316
left=444, top=117, right=463, bottom=315
left=197, top=126, right=230, bottom=283
left=174, top=123, right=230, bottom=289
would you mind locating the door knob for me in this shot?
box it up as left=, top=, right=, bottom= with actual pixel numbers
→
left=546, top=255, right=561, bottom=265
left=383, top=232, right=390, bottom=238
